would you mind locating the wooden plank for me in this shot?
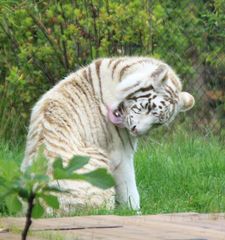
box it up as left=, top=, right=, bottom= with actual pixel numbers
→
left=0, top=213, right=225, bottom=240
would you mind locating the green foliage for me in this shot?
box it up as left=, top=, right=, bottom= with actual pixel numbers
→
left=32, top=202, right=44, bottom=219
left=53, top=156, right=114, bottom=189
left=0, top=147, right=114, bottom=216
left=0, top=1, right=224, bottom=141
left=0, top=145, right=114, bottom=239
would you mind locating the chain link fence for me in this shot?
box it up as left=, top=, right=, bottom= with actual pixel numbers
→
left=182, top=57, right=224, bottom=134
left=0, top=1, right=224, bottom=141
left=117, top=1, right=225, bottom=134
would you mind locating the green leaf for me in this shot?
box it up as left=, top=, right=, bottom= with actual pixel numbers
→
left=0, top=176, right=7, bottom=186
left=5, top=194, right=22, bottom=214
left=53, top=168, right=69, bottom=179
left=53, top=157, right=64, bottom=170
left=28, top=145, right=48, bottom=175
left=18, top=189, right=29, bottom=199
left=42, top=194, right=59, bottom=209
left=52, top=157, right=67, bottom=179
left=0, top=186, right=6, bottom=196
left=32, top=201, right=44, bottom=218
left=53, top=167, right=83, bottom=180
left=82, top=168, right=115, bottom=189
left=42, top=185, right=65, bottom=193
left=65, top=155, right=89, bottom=172
left=53, top=155, right=90, bottom=180
left=0, top=188, right=14, bottom=200
left=33, top=174, right=49, bottom=183
left=0, top=159, right=20, bottom=181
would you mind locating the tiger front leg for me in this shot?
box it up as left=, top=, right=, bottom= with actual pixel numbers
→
left=113, top=158, right=140, bottom=211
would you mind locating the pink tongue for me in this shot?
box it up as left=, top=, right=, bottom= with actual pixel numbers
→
left=107, top=105, right=125, bottom=128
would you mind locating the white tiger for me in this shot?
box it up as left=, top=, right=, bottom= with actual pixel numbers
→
left=21, top=57, right=195, bottom=211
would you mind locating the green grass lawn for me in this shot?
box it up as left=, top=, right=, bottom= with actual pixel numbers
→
left=136, top=127, right=225, bottom=214
left=0, top=127, right=224, bottom=216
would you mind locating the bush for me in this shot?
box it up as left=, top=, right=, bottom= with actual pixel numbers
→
left=0, top=0, right=224, bottom=141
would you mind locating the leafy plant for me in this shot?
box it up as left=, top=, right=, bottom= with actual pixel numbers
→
left=0, top=147, right=114, bottom=240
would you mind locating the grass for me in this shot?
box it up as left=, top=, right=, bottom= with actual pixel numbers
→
left=0, top=127, right=224, bottom=216
left=31, top=232, right=65, bottom=240
left=136, top=127, right=225, bottom=214
left=0, top=142, right=25, bottom=216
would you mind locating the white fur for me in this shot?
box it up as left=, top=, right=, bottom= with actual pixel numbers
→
left=22, top=57, right=194, bottom=212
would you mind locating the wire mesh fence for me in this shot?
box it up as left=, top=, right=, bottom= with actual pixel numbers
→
left=119, top=1, right=225, bottom=134
left=182, top=58, right=224, bottom=134
left=0, top=1, right=224, bottom=140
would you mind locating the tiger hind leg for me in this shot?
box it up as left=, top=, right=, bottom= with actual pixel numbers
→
left=50, top=146, right=115, bottom=215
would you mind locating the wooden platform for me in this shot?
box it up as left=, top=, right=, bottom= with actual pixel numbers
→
left=0, top=213, right=225, bottom=240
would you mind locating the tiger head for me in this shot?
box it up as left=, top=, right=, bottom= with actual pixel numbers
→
left=107, top=64, right=195, bottom=136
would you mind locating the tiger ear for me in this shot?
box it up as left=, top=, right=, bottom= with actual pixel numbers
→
left=179, top=92, right=195, bottom=112
left=150, top=64, right=168, bottom=87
